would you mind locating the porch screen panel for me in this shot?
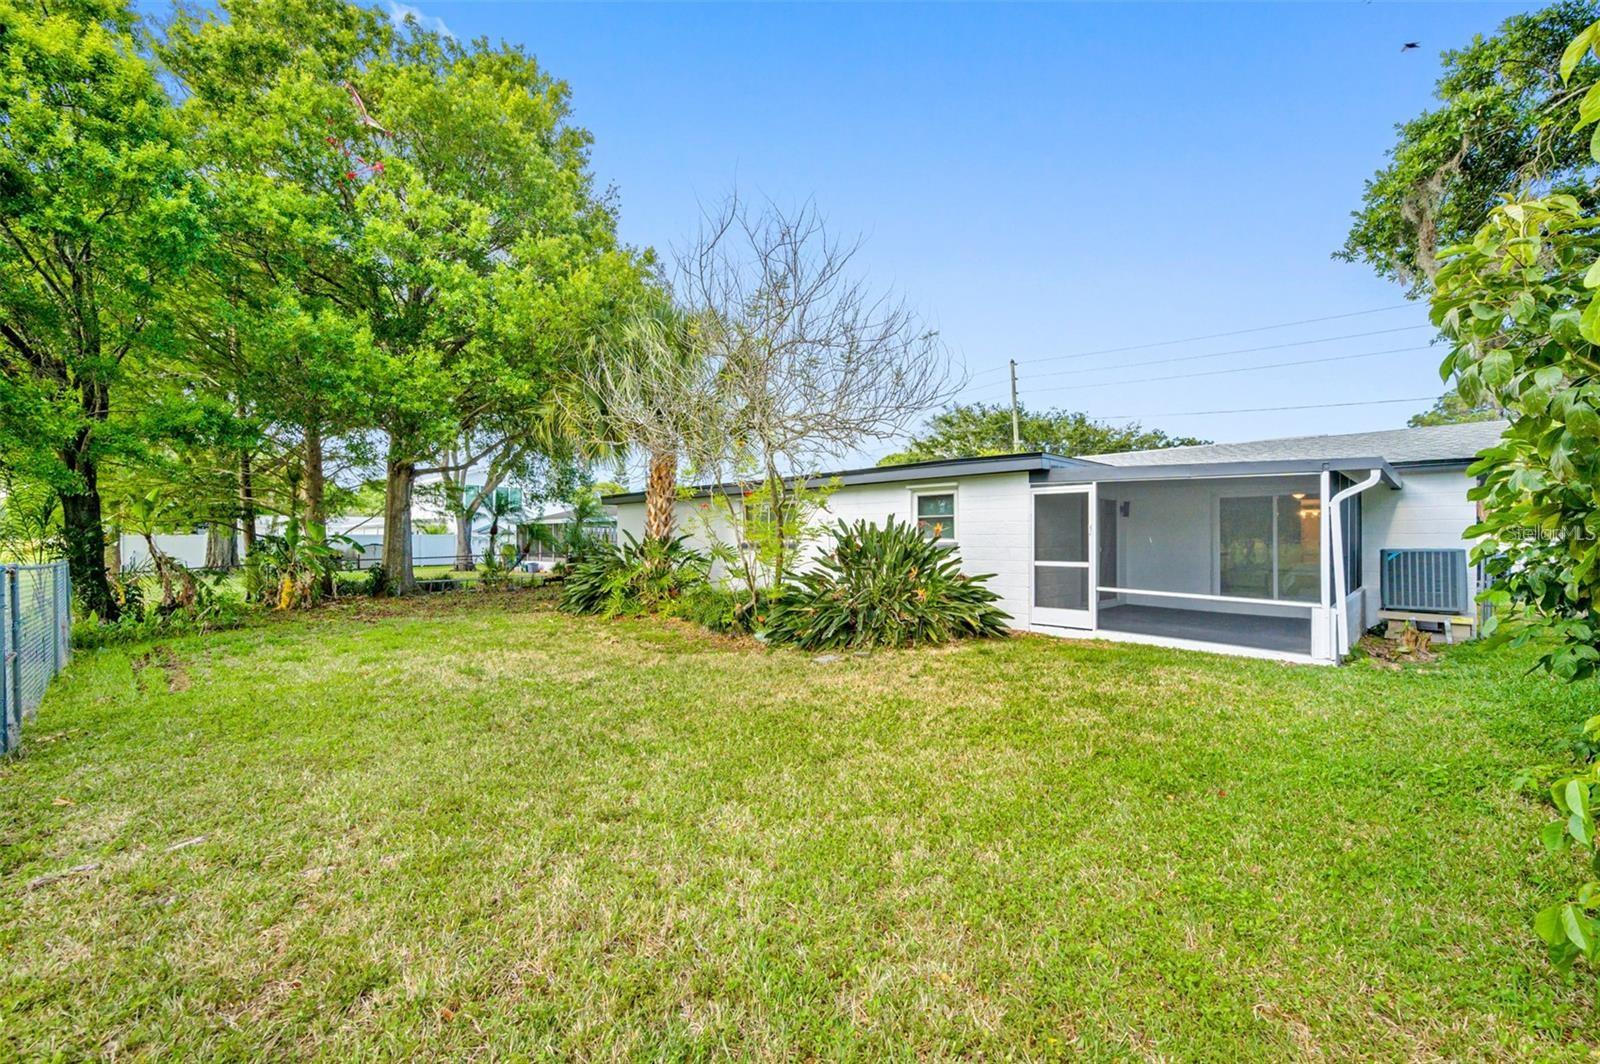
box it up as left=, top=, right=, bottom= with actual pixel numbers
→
left=1275, top=495, right=1322, bottom=602
left=1219, top=497, right=1272, bottom=598
left=1034, top=493, right=1087, bottom=562
left=1035, top=566, right=1088, bottom=610
left=1341, top=489, right=1362, bottom=594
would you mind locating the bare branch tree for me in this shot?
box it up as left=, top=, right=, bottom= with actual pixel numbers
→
left=681, top=193, right=961, bottom=579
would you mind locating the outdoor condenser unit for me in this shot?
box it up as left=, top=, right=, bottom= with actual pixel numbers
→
left=1380, top=548, right=1470, bottom=616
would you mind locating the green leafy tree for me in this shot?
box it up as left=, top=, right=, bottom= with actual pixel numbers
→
left=161, top=0, right=399, bottom=559
left=1407, top=391, right=1504, bottom=427
left=878, top=402, right=1207, bottom=465
left=164, top=1, right=640, bottom=593
left=0, top=0, right=207, bottom=617
left=1342, top=0, right=1600, bottom=291
left=1429, top=18, right=1600, bottom=972
left=329, top=28, right=636, bottom=592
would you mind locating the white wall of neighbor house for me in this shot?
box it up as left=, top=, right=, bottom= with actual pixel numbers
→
left=120, top=534, right=218, bottom=570
left=613, top=471, right=1037, bottom=626
left=118, top=531, right=461, bottom=570
left=1357, top=467, right=1480, bottom=631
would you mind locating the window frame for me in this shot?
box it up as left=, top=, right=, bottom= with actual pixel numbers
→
left=1213, top=488, right=1322, bottom=603
left=911, top=485, right=958, bottom=544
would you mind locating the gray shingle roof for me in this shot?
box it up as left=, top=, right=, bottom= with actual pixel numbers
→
left=1081, top=420, right=1507, bottom=468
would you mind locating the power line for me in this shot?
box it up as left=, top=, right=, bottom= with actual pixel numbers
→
left=1096, top=395, right=1437, bottom=421
left=1020, top=324, right=1432, bottom=384
left=1028, top=344, right=1436, bottom=392
left=957, top=337, right=1437, bottom=404
left=970, top=303, right=1415, bottom=376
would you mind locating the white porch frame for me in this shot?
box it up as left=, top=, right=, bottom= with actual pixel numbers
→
left=1029, top=482, right=1097, bottom=630
left=1028, top=470, right=1342, bottom=665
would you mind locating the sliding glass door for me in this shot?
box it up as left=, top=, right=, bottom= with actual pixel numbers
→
left=1218, top=491, right=1321, bottom=602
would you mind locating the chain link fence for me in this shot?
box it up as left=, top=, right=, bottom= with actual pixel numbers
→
left=1, top=561, right=71, bottom=755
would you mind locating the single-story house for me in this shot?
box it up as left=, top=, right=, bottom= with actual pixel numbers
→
left=606, top=420, right=1508, bottom=665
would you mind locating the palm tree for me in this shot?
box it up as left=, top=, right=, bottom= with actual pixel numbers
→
left=558, top=300, right=721, bottom=547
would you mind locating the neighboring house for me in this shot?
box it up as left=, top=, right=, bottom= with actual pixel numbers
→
left=515, top=508, right=618, bottom=567
left=605, top=421, right=1508, bottom=665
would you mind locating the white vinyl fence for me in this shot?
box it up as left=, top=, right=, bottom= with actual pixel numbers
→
left=1, top=561, right=71, bottom=755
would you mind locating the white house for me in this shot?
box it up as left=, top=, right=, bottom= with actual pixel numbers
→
left=605, top=420, right=1508, bottom=665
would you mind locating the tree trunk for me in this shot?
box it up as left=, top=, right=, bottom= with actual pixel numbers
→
left=60, top=423, right=117, bottom=621
left=765, top=462, right=787, bottom=586
left=238, top=447, right=256, bottom=558
left=644, top=449, right=677, bottom=542
left=382, top=448, right=416, bottom=594
left=454, top=511, right=474, bottom=571
left=302, top=424, right=334, bottom=595
left=302, top=422, right=326, bottom=536
left=204, top=522, right=238, bottom=570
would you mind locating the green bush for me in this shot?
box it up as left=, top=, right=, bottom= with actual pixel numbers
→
left=664, top=584, right=773, bottom=634
left=558, top=533, right=707, bottom=617
left=762, top=517, right=1010, bottom=650
left=73, top=589, right=250, bottom=649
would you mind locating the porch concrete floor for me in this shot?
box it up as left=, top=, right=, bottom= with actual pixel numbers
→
left=1096, top=603, right=1311, bottom=655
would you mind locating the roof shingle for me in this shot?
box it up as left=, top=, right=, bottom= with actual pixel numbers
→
left=1082, top=420, right=1507, bottom=468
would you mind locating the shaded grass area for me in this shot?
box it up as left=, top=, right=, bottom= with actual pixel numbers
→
left=2, top=595, right=1596, bottom=1058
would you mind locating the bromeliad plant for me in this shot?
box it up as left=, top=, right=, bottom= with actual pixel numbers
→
left=762, top=517, right=1010, bottom=650
left=558, top=533, right=708, bottom=617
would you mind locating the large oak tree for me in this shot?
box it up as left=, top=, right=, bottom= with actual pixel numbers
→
left=0, top=0, right=207, bottom=617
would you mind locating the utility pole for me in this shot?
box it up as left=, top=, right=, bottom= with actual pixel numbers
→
left=1008, top=359, right=1022, bottom=452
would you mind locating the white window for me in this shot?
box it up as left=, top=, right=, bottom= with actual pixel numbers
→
left=914, top=491, right=956, bottom=542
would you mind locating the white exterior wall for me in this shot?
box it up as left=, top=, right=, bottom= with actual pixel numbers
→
left=1357, top=466, right=1480, bottom=630
left=612, top=462, right=1484, bottom=661
left=613, top=472, right=1036, bottom=627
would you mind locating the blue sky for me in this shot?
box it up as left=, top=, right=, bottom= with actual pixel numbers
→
left=404, top=0, right=1527, bottom=459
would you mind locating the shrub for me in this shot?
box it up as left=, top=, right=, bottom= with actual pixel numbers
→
left=246, top=516, right=350, bottom=608
left=558, top=533, right=707, bottom=617
left=664, top=584, right=773, bottom=634
left=762, top=517, right=1010, bottom=650
left=74, top=574, right=250, bottom=649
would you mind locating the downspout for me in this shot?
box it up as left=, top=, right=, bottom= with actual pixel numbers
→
left=1328, top=469, right=1384, bottom=660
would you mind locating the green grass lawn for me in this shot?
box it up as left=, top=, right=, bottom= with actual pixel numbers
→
left=2, top=595, right=1595, bottom=1058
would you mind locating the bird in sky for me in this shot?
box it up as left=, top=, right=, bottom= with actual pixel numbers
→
left=1401, top=41, right=1421, bottom=52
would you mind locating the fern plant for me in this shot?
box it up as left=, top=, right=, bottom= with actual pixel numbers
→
left=762, top=517, right=1010, bottom=650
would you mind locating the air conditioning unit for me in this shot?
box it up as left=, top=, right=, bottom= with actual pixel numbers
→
left=1380, top=548, right=1470, bottom=615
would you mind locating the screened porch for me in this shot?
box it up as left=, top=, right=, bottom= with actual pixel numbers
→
left=1028, top=460, right=1394, bottom=663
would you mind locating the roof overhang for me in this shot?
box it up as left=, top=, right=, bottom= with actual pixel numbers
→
left=601, top=452, right=1090, bottom=505
left=1030, top=456, right=1403, bottom=490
